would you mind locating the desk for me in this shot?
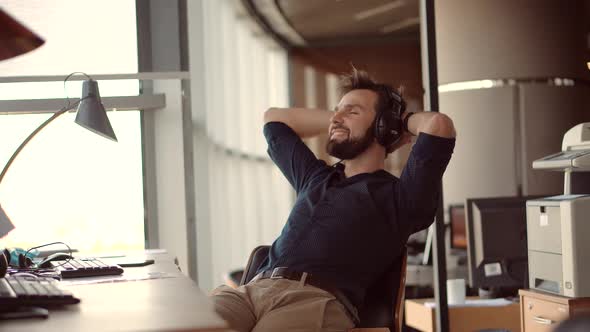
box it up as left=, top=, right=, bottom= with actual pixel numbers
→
left=0, top=251, right=229, bottom=332
left=405, top=297, right=521, bottom=332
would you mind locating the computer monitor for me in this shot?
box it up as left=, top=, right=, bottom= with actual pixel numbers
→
left=449, top=205, right=466, bottom=250
left=465, top=196, right=543, bottom=294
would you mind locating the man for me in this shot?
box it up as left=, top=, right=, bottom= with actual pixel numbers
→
left=211, top=69, right=456, bottom=332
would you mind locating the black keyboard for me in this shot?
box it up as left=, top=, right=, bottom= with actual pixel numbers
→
left=0, top=276, right=80, bottom=307
left=50, top=258, right=124, bottom=278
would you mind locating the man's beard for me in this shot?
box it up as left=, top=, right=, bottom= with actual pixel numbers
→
left=326, top=124, right=375, bottom=160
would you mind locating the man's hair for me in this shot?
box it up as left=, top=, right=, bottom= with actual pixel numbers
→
left=339, top=68, right=402, bottom=117
left=339, top=68, right=404, bottom=154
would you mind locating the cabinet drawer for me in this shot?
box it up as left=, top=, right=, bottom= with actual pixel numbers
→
left=523, top=296, right=569, bottom=332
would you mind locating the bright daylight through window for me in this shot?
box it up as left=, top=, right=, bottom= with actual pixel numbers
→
left=0, top=0, right=145, bottom=253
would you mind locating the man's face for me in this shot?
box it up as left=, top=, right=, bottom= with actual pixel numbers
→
left=326, top=89, right=378, bottom=160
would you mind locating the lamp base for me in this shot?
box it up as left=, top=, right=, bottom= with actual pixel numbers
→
left=0, top=205, right=15, bottom=238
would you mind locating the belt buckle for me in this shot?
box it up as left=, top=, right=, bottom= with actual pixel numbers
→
left=270, top=267, right=286, bottom=279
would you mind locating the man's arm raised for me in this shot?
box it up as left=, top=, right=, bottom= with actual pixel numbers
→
left=264, top=107, right=333, bottom=139
left=397, top=111, right=456, bottom=238
left=403, top=111, right=456, bottom=138
left=262, top=107, right=331, bottom=193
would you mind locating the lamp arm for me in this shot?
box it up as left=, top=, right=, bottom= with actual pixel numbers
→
left=0, top=99, right=84, bottom=185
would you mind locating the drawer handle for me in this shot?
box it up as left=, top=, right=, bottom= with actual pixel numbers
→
left=533, top=316, right=554, bottom=325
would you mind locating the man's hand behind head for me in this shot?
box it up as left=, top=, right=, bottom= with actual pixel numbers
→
left=387, top=132, right=412, bottom=154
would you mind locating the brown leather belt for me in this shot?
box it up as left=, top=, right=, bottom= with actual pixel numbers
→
left=252, top=267, right=360, bottom=325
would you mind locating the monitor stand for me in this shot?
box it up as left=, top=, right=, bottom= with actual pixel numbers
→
left=422, top=224, right=434, bottom=265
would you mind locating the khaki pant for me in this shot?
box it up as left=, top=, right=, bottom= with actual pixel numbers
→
left=210, top=278, right=355, bottom=332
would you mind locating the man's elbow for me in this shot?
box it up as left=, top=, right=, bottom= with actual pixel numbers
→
left=264, top=107, right=286, bottom=124
left=424, top=113, right=456, bottom=138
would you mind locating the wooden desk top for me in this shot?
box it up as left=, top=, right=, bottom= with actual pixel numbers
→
left=0, top=251, right=229, bottom=332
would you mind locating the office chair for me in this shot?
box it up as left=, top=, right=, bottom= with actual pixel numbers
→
left=223, top=269, right=243, bottom=289
left=240, top=245, right=408, bottom=332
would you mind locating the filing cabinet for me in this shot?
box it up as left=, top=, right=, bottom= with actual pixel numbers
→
left=519, top=289, right=590, bottom=332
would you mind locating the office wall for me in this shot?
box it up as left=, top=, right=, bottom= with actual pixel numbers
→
left=136, top=0, right=194, bottom=276
left=440, top=85, right=589, bottom=206
left=187, top=0, right=214, bottom=292
left=519, top=85, right=590, bottom=194
left=435, top=0, right=590, bottom=84
left=440, top=87, right=519, bottom=204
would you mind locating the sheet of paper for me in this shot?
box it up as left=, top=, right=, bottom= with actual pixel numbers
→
left=424, top=298, right=514, bottom=308
left=59, top=270, right=176, bottom=286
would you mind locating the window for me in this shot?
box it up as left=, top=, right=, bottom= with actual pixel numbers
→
left=200, top=0, right=292, bottom=287
left=0, top=0, right=144, bottom=252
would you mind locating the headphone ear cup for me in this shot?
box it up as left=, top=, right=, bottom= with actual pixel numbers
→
left=18, top=253, right=32, bottom=268
left=3, top=249, right=10, bottom=264
left=0, top=250, right=8, bottom=277
left=374, top=111, right=385, bottom=145
left=18, top=253, right=26, bottom=268
left=391, top=110, right=403, bottom=145
left=374, top=109, right=402, bottom=147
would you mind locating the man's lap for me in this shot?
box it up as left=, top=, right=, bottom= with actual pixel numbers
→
left=211, top=278, right=354, bottom=332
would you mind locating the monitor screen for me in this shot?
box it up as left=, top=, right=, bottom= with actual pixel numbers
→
left=465, top=196, right=544, bottom=293
left=449, top=205, right=466, bottom=249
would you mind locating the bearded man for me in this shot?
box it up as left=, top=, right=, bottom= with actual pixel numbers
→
left=210, top=69, right=456, bottom=332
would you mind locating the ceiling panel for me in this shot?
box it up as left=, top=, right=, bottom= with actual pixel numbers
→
left=277, top=0, right=420, bottom=43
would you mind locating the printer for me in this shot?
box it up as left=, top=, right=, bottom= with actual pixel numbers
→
left=527, top=122, right=590, bottom=297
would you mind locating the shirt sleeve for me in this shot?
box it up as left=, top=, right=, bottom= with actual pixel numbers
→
left=264, top=122, right=326, bottom=194
left=397, top=132, right=455, bottom=238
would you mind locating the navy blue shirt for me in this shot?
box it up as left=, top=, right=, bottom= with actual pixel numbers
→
left=259, top=121, right=455, bottom=308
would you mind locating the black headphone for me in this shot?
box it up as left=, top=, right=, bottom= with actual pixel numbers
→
left=1, top=248, right=33, bottom=270
left=0, top=242, right=71, bottom=273
left=373, top=87, right=406, bottom=148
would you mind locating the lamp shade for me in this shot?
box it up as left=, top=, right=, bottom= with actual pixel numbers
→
left=75, top=80, right=118, bottom=142
left=0, top=8, right=45, bottom=61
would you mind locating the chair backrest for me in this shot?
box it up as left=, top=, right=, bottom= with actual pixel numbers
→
left=240, top=245, right=408, bottom=332
left=240, top=245, right=271, bottom=286
left=357, top=247, right=408, bottom=332
left=395, top=249, right=408, bottom=332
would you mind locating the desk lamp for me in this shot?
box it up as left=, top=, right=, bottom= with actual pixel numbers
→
left=0, top=74, right=118, bottom=238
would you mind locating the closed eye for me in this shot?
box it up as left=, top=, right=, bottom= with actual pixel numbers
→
left=335, top=104, right=363, bottom=115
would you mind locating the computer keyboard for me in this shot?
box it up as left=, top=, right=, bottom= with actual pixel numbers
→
left=50, top=258, right=124, bottom=279
left=0, top=275, right=80, bottom=307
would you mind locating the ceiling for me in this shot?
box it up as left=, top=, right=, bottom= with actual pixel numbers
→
left=245, top=0, right=420, bottom=46
left=277, top=0, right=420, bottom=45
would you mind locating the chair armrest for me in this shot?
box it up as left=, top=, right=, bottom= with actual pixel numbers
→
left=348, top=328, right=390, bottom=332
left=223, top=272, right=239, bottom=289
